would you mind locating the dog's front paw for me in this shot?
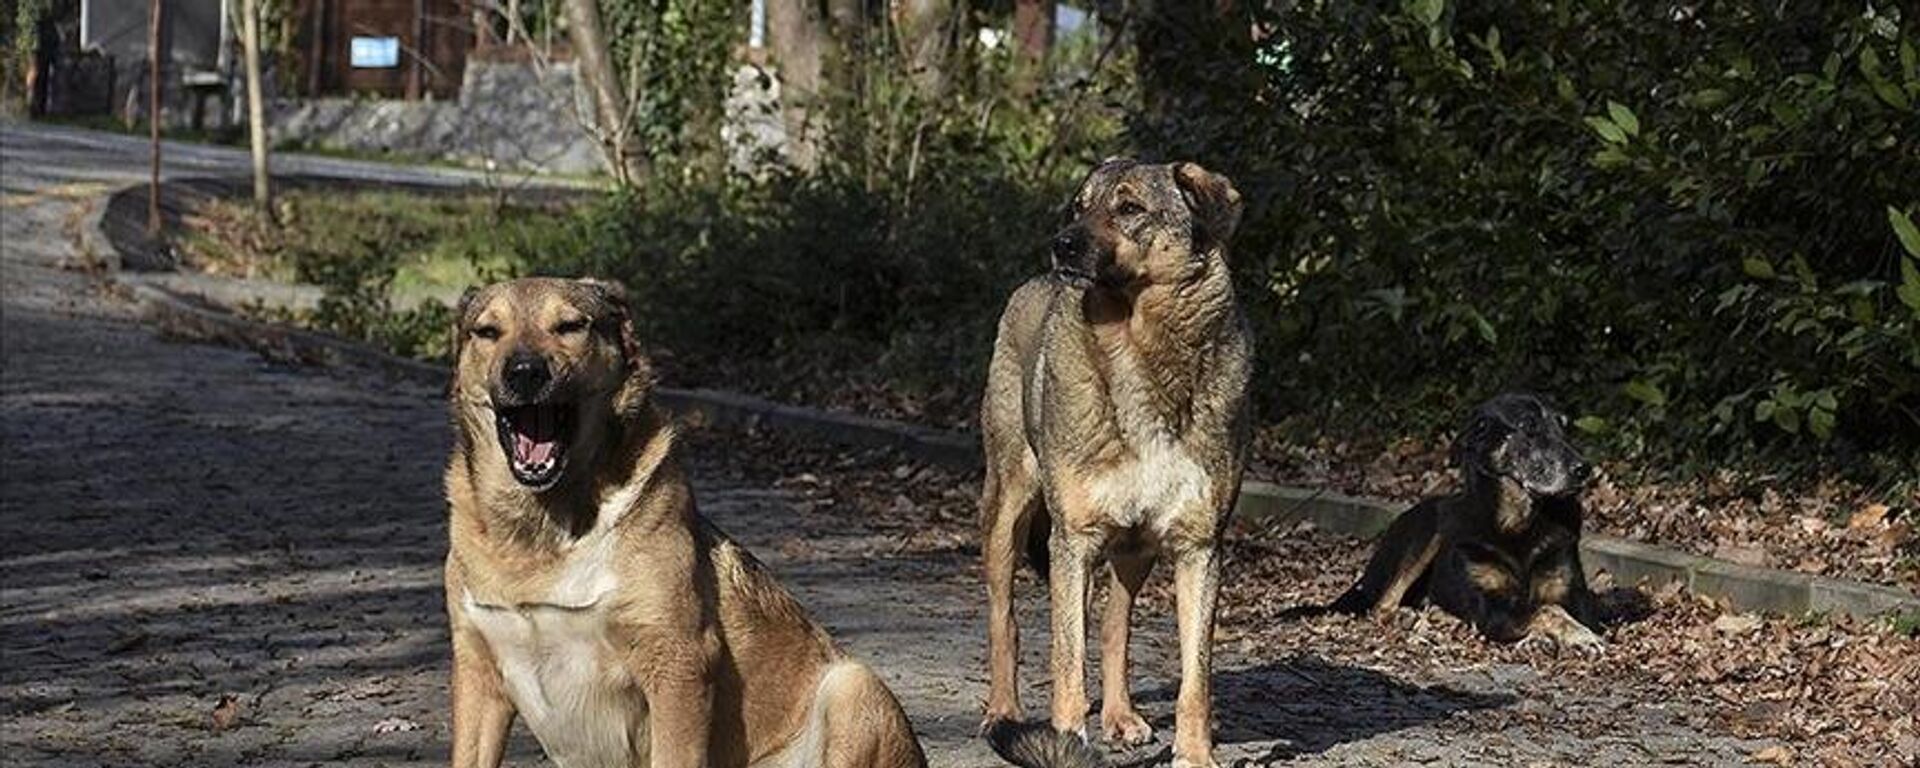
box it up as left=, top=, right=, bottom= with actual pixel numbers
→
left=1558, top=624, right=1606, bottom=655
left=1170, top=755, right=1219, bottom=768
left=978, top=703, right=1020, bottom=736
left=1101, top=707, right=1153, bottom=746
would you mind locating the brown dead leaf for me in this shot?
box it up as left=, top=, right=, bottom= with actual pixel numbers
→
left=1751, top=744, right=1795, bottom=765
left=1849, top=503, right=1890, bottom=531
left=372, top=716, right=421, bottom=734
left=1715, top=613, right=1764, bottom=635
left=210, top=694, right=241, bottom=732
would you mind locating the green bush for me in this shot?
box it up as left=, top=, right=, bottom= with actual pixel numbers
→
left=282, top=2, right=1917, bottom=494
left=515, top=37, right=1124, bottom=418
left=1163, top=0, right=1920, bottom=488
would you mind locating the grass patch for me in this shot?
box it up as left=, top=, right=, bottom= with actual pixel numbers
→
left=178, top=189, right=577, bottom=359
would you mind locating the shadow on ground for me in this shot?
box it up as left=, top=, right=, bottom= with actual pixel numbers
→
left=1130, top=653, right=1512, bottom=763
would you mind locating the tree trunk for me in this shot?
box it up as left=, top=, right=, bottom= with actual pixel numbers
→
left=562, top=0, right=647, bottom=185
left=240, top=0, right=272, bottom=216
left=896, top=0, right=958, bottom=97
left=766, top=0, right=825, bottom=168
left=824, top=0, right=864, bottom=92
left=147, top=0, right=164, bottom=237
left=1012, top=0, right=1052, bottom=92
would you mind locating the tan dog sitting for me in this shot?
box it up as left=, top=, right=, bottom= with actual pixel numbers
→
left=979, top=161, right=1253, bottom=768
left=443, top=277, right=926, bottom=768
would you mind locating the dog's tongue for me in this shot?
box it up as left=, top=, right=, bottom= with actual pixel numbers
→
left=514, top=432, right=555, bottom=465
left=512, top=408, right=559, bottom=465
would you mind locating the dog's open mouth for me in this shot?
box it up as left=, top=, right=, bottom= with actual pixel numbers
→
left=494, top=403, right=574, bottom=489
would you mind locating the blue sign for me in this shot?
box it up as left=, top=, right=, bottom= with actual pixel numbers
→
left=350, top=36, right=400, bottom=69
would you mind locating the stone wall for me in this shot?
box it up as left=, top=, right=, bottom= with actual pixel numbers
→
left=270, top=60, right=600, bottom=175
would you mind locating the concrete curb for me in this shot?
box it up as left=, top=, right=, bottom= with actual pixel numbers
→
left=94, top=210, right=1919, bottom=624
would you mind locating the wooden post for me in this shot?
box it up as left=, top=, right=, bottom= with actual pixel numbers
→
left=241, top=0, right=272, bottom=214
left=407, top=0, right=425, bottom=99
left=148, top=0, right=165, bottom=237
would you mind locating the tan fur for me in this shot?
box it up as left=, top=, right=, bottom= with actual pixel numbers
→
left=445, top=278, right=925, bottom=768
left=980, top=162, right=1251, bottom=768
left=1371, top=533, right=1442, bottom=618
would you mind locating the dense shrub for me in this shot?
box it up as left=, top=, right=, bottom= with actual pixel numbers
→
left=515, top=38, right=1125, bottom=419
left=1159, top=0, right=1919, bottom=488
left=276, top=2, right=1917, bottom=493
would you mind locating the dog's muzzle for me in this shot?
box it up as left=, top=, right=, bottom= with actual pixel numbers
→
left=1050, top=227, right=1096, bottom=285
left=491, top=353, right=575, bottom=490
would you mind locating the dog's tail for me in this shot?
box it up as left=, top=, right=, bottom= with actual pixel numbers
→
left=985, top=720, right=1102, bottom=768
left=1277, top=583, right=1371, bottom=620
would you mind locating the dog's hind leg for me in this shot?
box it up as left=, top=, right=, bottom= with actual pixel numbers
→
left=1099, top=548, right=1156, bottom=746
left=813, top=662, right=929, bottom=768
left=1372, top=531, right=1441, bottom=617
left=982, top=458, right=1042, bottom=725
left=1317, top=499, right=1441, bottom=617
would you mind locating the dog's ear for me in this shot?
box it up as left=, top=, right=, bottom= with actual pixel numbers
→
left=1173, top=162, right=1244, bottom=254
left=576, top=278, right=640, bottom=367
left=1451, top=413, right=1506, bottom=477
left=578, top=278, right=654, bottom=413
left=450, top=285, right=483, bottom=359
left=447, top=285, right=483, bottom=396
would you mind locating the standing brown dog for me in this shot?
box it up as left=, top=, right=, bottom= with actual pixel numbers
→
left=979, top=161, right=1252, bottom=768
left=444, top=278, right=926, bottom=768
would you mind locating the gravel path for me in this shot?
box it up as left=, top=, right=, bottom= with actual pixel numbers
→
left=3, top=122, right=1780, bottom=766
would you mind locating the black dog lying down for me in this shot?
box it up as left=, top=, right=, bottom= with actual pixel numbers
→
left=1289, top=393, right=1606, bottom=650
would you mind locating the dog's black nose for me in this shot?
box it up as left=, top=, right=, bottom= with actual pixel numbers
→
left=503, top=354, right=551, bottom=399
left=1569, top=458, right=1593, bottom=487
left=1052, top=230, right=1083, bottom=264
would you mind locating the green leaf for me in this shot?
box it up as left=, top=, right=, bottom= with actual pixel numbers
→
left=1607, top=101, right=1640, bottom=137
left=1773, top=405, right=1801, bottom=434
left=1742, top=257, right=1776, bottom=279
left=1808, top=406, right=1835, bottom=440
left=1407, top=0, right=1444, bottom=26
left=1572, top=416, right=1610, bottom=435
left=1862, top=47, right=1885, bottom=77
left=1684, top=89, right=1729, bottom=109
left=1624, top=379, right=1667, bottom=408
left=1590, top=147, right=1630, bottom=169
left=1466, top=307, right=1498, bottom=345
left=1754, top=400, right=1776, bottom=423
left=1890, top=206, right=1920, bottom=258
left=1861, top=48, right=1912, bottom=110
left=1814, top=391, right=1838, bottom=411
left=1897, top=257, right=1920, bottom=312
left=1584, top=116, right=1627, bottom=145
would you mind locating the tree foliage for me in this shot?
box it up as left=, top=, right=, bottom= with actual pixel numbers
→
left=1160, top=0, right=1920, bottom=486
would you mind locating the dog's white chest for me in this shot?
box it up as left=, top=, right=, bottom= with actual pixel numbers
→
left=1088, top=437, right=1211, bottom=535
left=463, top=544, right=646, bottom=768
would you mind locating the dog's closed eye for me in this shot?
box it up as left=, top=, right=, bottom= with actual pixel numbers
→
left=552, top=319, right=589, bottom=336
left=472, top=325, right=502, bottom=341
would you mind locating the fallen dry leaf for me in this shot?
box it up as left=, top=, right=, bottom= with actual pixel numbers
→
left=1751, top=744, right=1795, bottom=765
left=210, top=694, right=241, bottom=732
left=1714, top=614, right=1764, bottom=635
left=1848, top=504, right=1890, bottom=531
left=372, top=716, right=421, bottom=734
